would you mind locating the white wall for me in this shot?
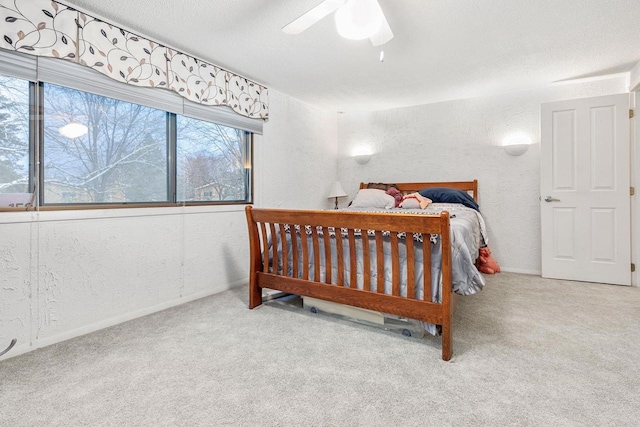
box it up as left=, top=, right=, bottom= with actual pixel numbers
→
left=337, top=77, right=628, bottom=274
left=0, top=88, right=337, bottom=360
left=255, top=90, right=338, bottom=210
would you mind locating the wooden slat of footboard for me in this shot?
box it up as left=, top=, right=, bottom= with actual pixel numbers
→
left=291, top=226, right=299, bottom=279
left=423, top=235, right=432, bottom=301
left=348, top=229, right=357, bottom=288
left=362, top=232, right=371, bottom=291
left=257, top=273, right=445, bottom=324
left=336, top=231, right=345, bottom=286
left=301, top=227, right=309, bottom=280
left=406, top=235, right=415, bottom=299
left=323, top=226, right=332, bottom=284
left=269, top=223, right=278, bottom=275
left=375, top=231, right=384, bottom=293
left=279, top=224, right=289, bottom=276
left=390, top=232, right=400, bottom=296
left=260, top=222, right=269, bottom=273
left=311, top=226, right=320, bottom=282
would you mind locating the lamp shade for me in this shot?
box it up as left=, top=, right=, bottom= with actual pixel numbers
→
left=327, top=181, right=348, bottom=199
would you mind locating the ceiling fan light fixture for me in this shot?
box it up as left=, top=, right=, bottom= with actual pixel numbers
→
left=59, top=122, right=88, bottom=139
left=335, top=0, right=383, bottom=40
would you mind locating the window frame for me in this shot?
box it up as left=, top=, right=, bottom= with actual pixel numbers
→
left=0, top=77, right=254, bottom=211
left=0, top=50, right=259, bottom=211
left=175, top=114, right=252, bottom=205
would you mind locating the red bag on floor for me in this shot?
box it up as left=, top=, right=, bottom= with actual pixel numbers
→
left=476, top=247, right=501, bottom=274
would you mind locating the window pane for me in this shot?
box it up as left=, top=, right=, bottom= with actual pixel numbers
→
left=0, top=74, right=30, bottom=193
left=43, top=84, right=168, bottom=204
left=177, top=116, right=249, bottom=202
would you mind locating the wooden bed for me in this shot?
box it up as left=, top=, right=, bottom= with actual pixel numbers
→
left=245, top=180, right=478, bottom=361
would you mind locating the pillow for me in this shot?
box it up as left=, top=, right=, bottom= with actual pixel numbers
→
left=400, top=198, right=420, bottom=210
left=350, top=189, right=396, bottom=209
left=400, top=192, right=432, bottom=209
left=418, top=187, right=479, bottom=211
left=366, top=182, right=398, bottom=191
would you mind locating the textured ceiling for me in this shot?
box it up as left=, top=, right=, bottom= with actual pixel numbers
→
left=62, top=0, right=640, bottom=113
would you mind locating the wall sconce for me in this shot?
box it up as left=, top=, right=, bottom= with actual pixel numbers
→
left=327, top=181, right=348, bottom=209
left=352, top=145, right=373, bottom=164
left=354, top=153, right=371, bottom=164
left=503, top=133, right=532, bottom=156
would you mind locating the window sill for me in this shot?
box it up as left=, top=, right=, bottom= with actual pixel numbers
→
left=0, top=202, right=252, bottom=224
left=0, top=201, right=250, bottom=211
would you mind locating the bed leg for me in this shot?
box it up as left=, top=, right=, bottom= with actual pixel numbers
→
left=441, top=323, right=452, bottom=361
left=249, top=279, right=262, bottom=309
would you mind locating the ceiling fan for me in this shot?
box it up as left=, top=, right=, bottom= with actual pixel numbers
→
left=282, top=0, right=394, bottom=47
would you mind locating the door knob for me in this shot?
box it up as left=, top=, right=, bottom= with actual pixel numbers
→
left=544, top=196, right=560, bottom=202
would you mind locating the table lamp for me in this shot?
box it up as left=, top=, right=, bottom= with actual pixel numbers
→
left=327, top=181, right=348, bottom=209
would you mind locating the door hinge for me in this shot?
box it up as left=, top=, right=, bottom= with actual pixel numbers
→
left=631, top=109, right=635, bottom=119
left=631, top=187, right=635, bottom=196
left=632, top=263, right=636, bottom=273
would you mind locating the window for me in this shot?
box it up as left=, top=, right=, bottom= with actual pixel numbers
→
left=177, top=116, right=250, bottom=202
left=0, top=70, right=253, bottom=207
left=0, top=74, right=30, bottom=194
left=43, top=84, right=169, bottom=204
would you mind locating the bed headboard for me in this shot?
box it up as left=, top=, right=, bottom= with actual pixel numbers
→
left=359, top=180, right=479, bottom=202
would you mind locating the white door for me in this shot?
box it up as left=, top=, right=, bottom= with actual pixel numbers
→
left=541, top=94, right=631, bottom=285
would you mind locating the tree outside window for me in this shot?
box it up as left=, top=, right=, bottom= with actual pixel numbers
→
left=177, top=116, right=248, bottom=202
left=43, top=84, right=168, bottom=204
left=0, top=75, right=30, bottom=193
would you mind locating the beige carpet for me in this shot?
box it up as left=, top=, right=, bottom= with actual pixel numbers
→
left=1, top=272, right=639, bottom=426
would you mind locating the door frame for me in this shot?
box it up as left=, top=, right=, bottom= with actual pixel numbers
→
left=631, top=90, right=638, bottom=286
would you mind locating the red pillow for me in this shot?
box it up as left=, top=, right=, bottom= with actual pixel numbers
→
left=385, top=187, right=402, bottom=208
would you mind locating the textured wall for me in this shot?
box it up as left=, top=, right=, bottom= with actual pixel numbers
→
left=0, top=219, right=34, bottom=353
left=337, top=77, right=628, bottom=274
left=0, top=89, right=337, bottom=359
left=0, top=207, right=249, bottom=357
left=255, top=89, right=338, bottom=210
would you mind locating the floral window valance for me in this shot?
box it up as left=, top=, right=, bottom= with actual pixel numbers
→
left=0, top=0, right=269, bottom=120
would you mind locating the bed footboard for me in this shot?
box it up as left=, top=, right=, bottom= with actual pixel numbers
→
left=245, top=206, right=454, bottom=361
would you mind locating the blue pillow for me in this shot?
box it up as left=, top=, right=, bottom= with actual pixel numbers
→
left=418, top=187, right=479, bottom=211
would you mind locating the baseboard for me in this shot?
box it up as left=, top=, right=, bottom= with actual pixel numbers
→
left=0, top=279, right=248, bottom=361
left=0, top=341, right=32, bottom=361
left=499, top=267, right=542, bottom=276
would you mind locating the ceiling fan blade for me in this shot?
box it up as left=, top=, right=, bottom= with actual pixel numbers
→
left=282, top=0, right=347, bottom=35
left=369, top=8, right=393, bottom=46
